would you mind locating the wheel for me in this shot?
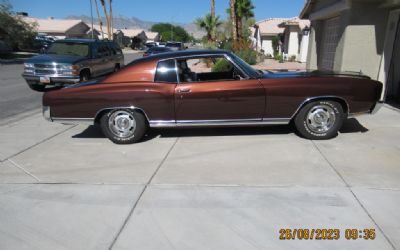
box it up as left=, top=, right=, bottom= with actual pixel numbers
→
left=28, top=84, right=45, bottom=92
left=114, top=64, right=120, bottom=72
left=80, top=70, right=90, bottom=82
left=294, top=100, right=345, bottom=140
left=100, top=109, right=147, bottom=144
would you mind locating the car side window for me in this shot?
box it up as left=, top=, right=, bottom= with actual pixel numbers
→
left=155, top=59, right=177, bottom=83
left=176, top=56, right=246, bottom=83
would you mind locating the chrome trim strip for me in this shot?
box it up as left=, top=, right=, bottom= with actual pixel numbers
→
left=371, top=101, right=384, bottom=114
left=51, top=118, right=94, bottom=125
left=149, top=118, right=290, bottom=128
left=290, top=96, right=351, bottom=119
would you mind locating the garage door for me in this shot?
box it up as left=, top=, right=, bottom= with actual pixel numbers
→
left=320, top=17, right=341, bottom=71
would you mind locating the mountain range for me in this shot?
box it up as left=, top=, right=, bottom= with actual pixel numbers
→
left=65, top=15, right=205, bottom=39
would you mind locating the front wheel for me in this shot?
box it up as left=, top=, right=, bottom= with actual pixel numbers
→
left=28, top=84, right=45, bottom=92
left=100, top=109, right=147, bottom=144
left=294, top=100, right=345, bottom=140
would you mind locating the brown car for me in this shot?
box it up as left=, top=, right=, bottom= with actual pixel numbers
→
left=43, top=50, right=383, bottom=144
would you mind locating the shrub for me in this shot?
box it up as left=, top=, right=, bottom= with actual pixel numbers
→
left=237, top=48, right=257, bottom=65
left=212, top=58, right=232, bottom=72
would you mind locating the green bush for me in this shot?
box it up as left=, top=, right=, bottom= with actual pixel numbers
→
left=212, top=58, right=232, bottom=72
left=236, top=48, right=257, bottom=65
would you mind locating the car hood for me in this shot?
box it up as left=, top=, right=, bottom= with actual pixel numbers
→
left=261, top=70, right=371, bottom=80
left=25, top=54, right=87, bottom=64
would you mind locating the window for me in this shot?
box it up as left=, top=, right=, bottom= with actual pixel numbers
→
left=46, top=42, right=89, bottom=57
left=155, top=59, right=177, bottom=83
left=176, top=56, right=246, bottom=83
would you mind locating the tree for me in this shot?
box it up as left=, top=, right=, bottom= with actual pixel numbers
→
left=229, top=0, right=237, bottom=44
left=211, top=0, right=215, bottom=18
left=235, top=0, right=254, bottom=40
left=93, top=0, right=104, bottom=39
left=0, top=1, right=37, bottom=51
left=150, top=23, right=191, bottom=42
left=195, top=14, right=222, bottom=42
left=99, top=0, right=111, bottom=39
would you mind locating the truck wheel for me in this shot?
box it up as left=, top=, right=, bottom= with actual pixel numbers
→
left=114, top=64, right=120, bottom=72
left=28, top=84, right=45, bottom=92
left=294, top=100, right=344, bottom=140
left=80, top=71, right=90, bottom=82
left=100, top=109, right=147, bottom=144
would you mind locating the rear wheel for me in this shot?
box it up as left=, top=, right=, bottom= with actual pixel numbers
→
left=294, top=100, right=345, bottom=140
left=100, top=109, right=147, bottom=144
left=114, top=64, right=120, bottom=72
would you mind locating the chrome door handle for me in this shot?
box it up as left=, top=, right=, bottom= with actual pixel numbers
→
left=177, top=88, right=191, bottom=93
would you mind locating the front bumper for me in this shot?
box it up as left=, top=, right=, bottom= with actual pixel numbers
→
left=42, top=106, right=52, bottom=121
left=23, top=74, right=80, bottom=85
left=371, top=101, right=384, bottom=114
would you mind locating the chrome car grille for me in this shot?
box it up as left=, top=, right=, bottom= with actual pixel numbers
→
left=35, top=69, right=57, bottom=75
left=34, top=64, right=62, bottom=69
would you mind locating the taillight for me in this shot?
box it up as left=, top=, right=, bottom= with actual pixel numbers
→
left=143, top=53, right=149, bottom=57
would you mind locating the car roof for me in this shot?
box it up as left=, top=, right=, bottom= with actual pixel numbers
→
left=130, top=49, right=230, bottom=65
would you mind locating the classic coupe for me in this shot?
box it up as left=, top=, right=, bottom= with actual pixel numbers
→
left=42, top=50, right=383, bottom=144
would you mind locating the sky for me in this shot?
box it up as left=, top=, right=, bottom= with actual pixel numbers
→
left=9, top=0, right=306, bottom=23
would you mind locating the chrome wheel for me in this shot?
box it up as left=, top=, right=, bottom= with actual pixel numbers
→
left=306, top=104, right=336, bottom=134
left=108, top=110, right=136, bottom=138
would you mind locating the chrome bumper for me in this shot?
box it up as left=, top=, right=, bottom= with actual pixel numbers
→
left=23, top=74, right=80, bottom=84
left=42, top=106, right=52, bottom=121
left=371, top=101, right=384, bottom=114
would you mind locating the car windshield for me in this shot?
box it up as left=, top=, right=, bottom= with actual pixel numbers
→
left=229, top=52, right=262, bottom=78
left=46, top=42, right=89, bottom=57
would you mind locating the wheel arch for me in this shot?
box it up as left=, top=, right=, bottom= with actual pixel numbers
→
left=94, top=106, right=150, bottom=125
left=291, top=96, right=350, bottom=120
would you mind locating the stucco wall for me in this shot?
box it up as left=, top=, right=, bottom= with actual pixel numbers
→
left=339, top=3, right=390, bottom=79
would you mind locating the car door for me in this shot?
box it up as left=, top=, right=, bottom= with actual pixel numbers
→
left=90, top=43, right=107, bottom=77
left=174, top=56, right=265, bottom=121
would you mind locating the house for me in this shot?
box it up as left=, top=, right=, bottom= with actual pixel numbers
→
left=253, top=18, right=286, bottom=57
left=253, top=17, right=310, bottom=62
left=121, top=29, right=147, bottom=49
left=300, top=0, right=400, bottom=102
left=145, top=31, right=160, bottom=43
left=279, top=18, right=311, bottom=63
left=23, top=17, right=90, bottom=39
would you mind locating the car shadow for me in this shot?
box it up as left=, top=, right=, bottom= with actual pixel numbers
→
left=71, top=118, right=368, bottom=142
left=339, top=118, right=369, bottom=133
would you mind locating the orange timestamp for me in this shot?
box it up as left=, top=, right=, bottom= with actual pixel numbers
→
left=279, top=228, right=376, bottom=240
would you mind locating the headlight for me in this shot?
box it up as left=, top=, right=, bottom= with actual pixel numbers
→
left=24, top=63, right=34, bottom=73
left=24, top=63, right=34, bottom=68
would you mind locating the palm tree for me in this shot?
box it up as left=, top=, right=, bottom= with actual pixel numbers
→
left=235, top=0, right=254, bottom=40
left=100, top=0, right=110, bottom=39
left=211, top=0, right=215, bottom=40
left=109, top=0, right=113, bottom=38
left=229, top=0, right=237, bottom=43
left=93, top=0, right=104, bottom=39
left=211, top=0, right=215, bottom=18
left=195, top=14, right=222, bottom=42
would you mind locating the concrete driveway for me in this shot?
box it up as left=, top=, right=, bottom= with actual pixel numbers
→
left=0, top=104, right=399, bottom=250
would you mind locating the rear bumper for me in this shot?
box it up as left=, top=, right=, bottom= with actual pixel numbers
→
left=23, top=74, right=80, bottom=85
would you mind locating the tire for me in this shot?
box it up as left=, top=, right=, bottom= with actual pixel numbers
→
left=80, top=70, right=90, bottom=82
left=100, top=109, right=147, bottom=144
left=294, top=100, right=345, bottom=140
left=28, top=84, right=45, bottom=92
left=114, top=64, right=120, bottom=72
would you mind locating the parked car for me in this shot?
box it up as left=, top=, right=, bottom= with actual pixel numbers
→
left=143, top=46, right=173, bottom=57
left=22, top=39, right=124, bottom=91
left=145, top=42, right=156, bottom=49
left=166, top=42, right=184, bottom=51
left=42, top=49, right=383, bottom=144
